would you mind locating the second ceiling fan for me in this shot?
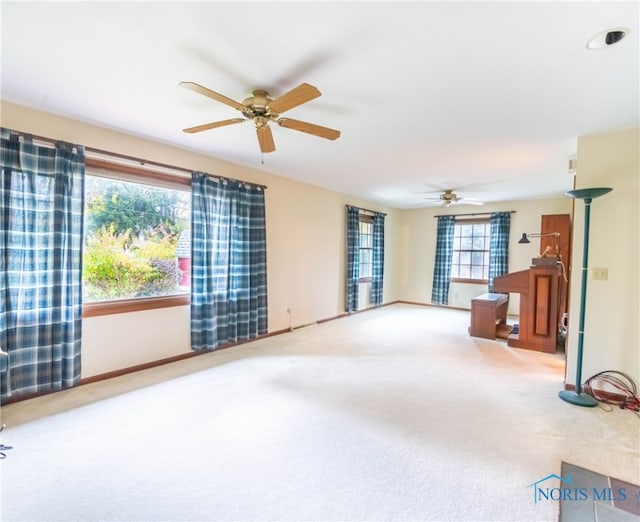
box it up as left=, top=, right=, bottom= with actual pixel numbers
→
left=425, top=189, right=485, bottom=208
left=180, top=81, right=341, bottom=154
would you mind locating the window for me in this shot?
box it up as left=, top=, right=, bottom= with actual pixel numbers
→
left=358, top=216, right=374, bottom=281
left=83, top=168, right=191, bottom=313
left=451, top=219, right=490, bottom=283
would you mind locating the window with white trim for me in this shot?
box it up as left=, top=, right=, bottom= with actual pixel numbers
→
left=358, top=216, right=374, bottom=281
left=451, top=219, right=490, bottom=283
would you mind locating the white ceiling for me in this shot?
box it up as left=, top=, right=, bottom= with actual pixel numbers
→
left=1, top=1, right=638, bottom=209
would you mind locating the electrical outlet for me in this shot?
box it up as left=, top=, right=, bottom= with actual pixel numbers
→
left=592, top=267, right=608, bottom=281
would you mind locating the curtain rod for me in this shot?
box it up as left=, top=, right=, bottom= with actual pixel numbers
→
left=6, top=129, right=268, bottom=190
left=433, top=210, right=516, bottom=218
left=346, top=204, right=387, bottom=216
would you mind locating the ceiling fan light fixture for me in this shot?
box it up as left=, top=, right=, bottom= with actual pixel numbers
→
left=242, top=90, right=272, bottom=119
left=253, top=116, right=269, bottom=129
left=439, top=189, right=457, bottom=204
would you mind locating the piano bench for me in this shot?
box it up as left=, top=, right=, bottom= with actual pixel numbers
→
left=469, top=293, right=509, bottom=340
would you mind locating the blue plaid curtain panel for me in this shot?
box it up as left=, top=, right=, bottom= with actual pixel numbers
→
left=0, top=129, right=84, bottom=402
left=488, top=212, right=511, bottom=290
left=345, top=206, right=360, bottom=312
left=190, top=172, right=267, bottom=350
left=431, top=215, right=456, bottom=305
left=371, top=212, right=385, bottom=306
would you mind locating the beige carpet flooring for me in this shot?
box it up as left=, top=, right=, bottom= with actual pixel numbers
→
left=1, top=304, right=638, bottom=521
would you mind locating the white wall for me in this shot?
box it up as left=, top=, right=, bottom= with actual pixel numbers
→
left=565, top=127, right=639, bottom=386
left=82, top=306, right=190, bottom=377
left=397, top=198, right=574, bottom=314
left=1, top=102, right=400, bottom=377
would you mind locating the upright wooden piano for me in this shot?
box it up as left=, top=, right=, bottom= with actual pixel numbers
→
left=492, top=264, right=561, bottom=353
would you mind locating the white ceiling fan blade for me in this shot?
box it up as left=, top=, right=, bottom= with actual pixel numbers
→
left=459, top=199, right=485, bottom=206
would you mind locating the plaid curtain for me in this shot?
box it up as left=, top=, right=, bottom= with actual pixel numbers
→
left=190, top=172, right=267, bottom=350
left=488, top=211, right=511, bottom=290
left=371, top=212, right=385, bottom=306
left=345, top=206, right=360, bottom=312
left=431, top=215, right=456, bottom=305
left=0, top=129, right=84, bottom=402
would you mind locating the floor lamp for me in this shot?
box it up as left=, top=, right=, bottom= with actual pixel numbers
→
left=558, top=187, right=612, bottom=407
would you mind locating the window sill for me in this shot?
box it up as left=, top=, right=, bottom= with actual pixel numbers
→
left=450, top=278, right=489, bottom=285
left=83, top=294, right=190, bottom=318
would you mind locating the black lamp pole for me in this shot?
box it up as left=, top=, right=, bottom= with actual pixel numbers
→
left=558, top=187, right=612, bottom=407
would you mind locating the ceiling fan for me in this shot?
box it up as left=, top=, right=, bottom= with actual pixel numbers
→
left=180, top=81, right=341, bottom=153
left=425, top=189, right=485, bottom=208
